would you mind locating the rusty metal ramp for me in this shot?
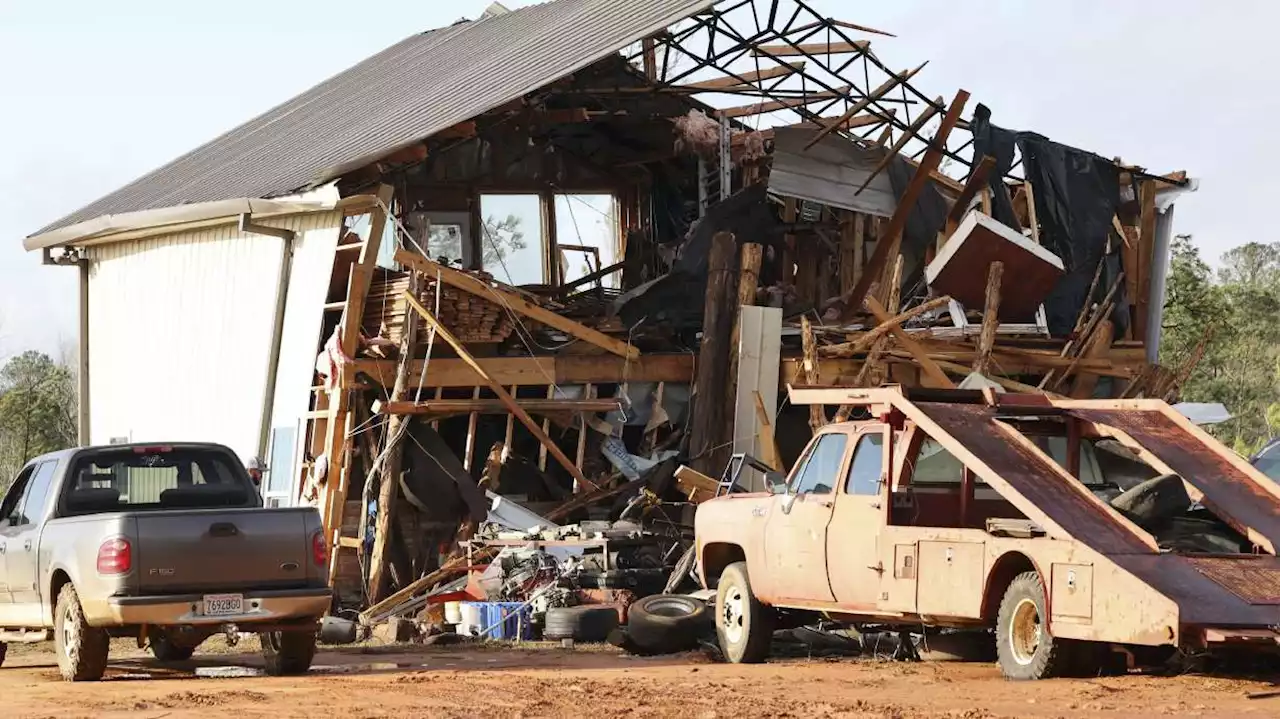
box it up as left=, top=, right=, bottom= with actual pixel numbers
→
left=1071, top=408, right=1280, bottom=553
left=906, top=402, right=1154, bottom=555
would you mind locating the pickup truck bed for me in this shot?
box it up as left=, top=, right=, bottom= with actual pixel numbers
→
left=0, top=442, right=331, bottom=681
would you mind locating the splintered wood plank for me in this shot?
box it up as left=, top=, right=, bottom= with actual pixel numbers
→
left=395, top=249, right=638, bottom=360
left=841, top=89, right=969, bottom=318
left=801, top=316, right=827, bottom=431
left=752, top=391, right=782, bottom=471
left=972, top=261, right=1004, bottom=376
left=679, top=62, right=804, bottom=91
left=753, top=41, right=870, bottom=57
left=721, top=86, right=852, bottom=118
left=403, top=291, right=594, bottom=491
left=865, top=296, right=954, bottom=388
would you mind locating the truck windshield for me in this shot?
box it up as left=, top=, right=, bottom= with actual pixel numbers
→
left=60, top=447, right=252, bottom=515
left=1257, top=442, right=1280, bottom=481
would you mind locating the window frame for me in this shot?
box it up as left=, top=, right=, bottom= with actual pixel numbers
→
left=788, top=431, right=849, bottom=497
left=844, top=429, right=888, bottom=497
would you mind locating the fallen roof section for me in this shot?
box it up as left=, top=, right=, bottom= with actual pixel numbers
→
left=28, top=0, right=714, bottom=241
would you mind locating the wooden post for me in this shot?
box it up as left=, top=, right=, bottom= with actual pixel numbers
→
left=690, top=232, right=739, bottom=475
left=367, top=273, right=420, bottom=604
left=839, top=212, right=863, bottom=294
left=462, top=386, right=481, bottom=472
left=972, top=261, right=1004, bottom=376
left=801, top=316, right=826, bottom=432
left=841, top=90, right=970, bottom=320
left=1070, top=320, right=1114, bottom=399
left=752, top=391, right=782, bottom=471
left=402, top=291, right=596, bottom=491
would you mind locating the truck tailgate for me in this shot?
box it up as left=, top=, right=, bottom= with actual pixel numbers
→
left=133, top=508, right=314, bottom=593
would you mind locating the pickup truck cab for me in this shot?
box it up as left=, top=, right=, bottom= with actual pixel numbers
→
left=697, top=387, right=1280, bottom=679
left=0, top=442, right=331, bottom=681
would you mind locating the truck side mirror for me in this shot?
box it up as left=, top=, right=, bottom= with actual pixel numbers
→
left=765, top=471, right=787, bottom=494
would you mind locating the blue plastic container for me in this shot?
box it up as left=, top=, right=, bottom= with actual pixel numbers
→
left=470, top=601, right=534, bottom=640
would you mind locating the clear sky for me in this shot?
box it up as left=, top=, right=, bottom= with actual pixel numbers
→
left=2, top=0, right=1273, bottom=358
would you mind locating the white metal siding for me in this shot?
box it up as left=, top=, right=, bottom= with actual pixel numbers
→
left=87, top=212, right=341, bottom=464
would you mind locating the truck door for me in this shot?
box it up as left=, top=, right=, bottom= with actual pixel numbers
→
left=762, top=430, right=848, bottom=603
left=4, top=461, right=58, bottom=624
left=0, top=464, right=38, bottom=619
left=826, top=427, right=888, bottom=609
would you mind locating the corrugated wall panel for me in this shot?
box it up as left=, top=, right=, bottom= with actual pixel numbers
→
left=87, top=212, right=339, bottom=464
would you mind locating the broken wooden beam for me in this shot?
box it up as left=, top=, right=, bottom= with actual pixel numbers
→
left=840, top=89, right=969, bottom=318
left=679, top=62, right=805, bottom=91
left=804, top=63, right=927, bottom=150
left=820, top=295, right=952, bottom=358
left=395, top=249, right=639, bottom=360
left=853, top=96, right=943, bottom=196
left=403, top=291, right=597, bottom=492
left=801, top=316, right=828, bottom=431
left=865, top=296, right=955, bottom=388
left=721, top=85, right=852, bottom=118
left=372, top=398, right=620, bottom=417
left=972, top=261, right=1004, bottom=376
left=753, top=41, right=870, bottom=57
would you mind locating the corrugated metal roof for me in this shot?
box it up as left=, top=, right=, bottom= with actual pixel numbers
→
left=32, top=0, right=713, bottom=238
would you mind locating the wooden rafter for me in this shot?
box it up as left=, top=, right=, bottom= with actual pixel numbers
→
left=678, top=62, right=804, bottom=91
left=804, top=63, right=926, bottom=150
left=752, top=41, right=870, bottom=57
left=721, top=85, right=852, bottom=118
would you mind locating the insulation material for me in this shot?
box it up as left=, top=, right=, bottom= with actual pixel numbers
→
left=672, top=109, right=767, bottom=164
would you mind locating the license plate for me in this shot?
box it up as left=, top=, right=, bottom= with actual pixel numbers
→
left=202, top=593, right=244, bottom=616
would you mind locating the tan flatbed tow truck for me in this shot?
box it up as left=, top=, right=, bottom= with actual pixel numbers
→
left=695, top=386, right=1280, bottom=679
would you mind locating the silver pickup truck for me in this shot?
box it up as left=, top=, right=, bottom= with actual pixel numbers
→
left=0, top=442, right=331, bottom=681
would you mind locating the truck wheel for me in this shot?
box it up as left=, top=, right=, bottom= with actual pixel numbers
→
left=147, top=627, right=196, bottom=662
left=0, top=642, right=7, bottom=667
left=54, top=584, right=109, bottom=681
left=995, top=572, right=1074, bottom=680
left=260, top=630, right=317, bottom=676
left=715, top=562, right=773, bottom=663
left=627, top=594, right=709, bottom=653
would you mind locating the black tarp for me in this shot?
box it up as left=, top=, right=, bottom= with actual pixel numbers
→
left=966, top=108, right=1128, bottom=339
left=1015, top=132, right=1127, bottom=338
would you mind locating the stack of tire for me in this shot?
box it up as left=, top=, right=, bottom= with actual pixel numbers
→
left=543, top=605, right=620, bottom=642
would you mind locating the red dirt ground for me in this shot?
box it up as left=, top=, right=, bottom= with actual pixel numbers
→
left=4, top=640, right=1280, bottom=718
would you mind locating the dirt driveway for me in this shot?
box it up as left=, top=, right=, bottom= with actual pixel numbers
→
left=5, top=640, right=1280, bottom=718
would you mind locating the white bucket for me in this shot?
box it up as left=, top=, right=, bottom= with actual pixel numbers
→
left=458, top=602, right=482, bottom=629
left=444, top=601, right=463, bottom=625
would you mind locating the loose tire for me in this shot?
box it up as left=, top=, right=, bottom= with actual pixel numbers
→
left=543, top=606, right=619, bottom=642
left=715, top=562, right=773, bottom=663
left=54, top=584, right=109, bottom=682
left=148, top=627, right=196, bottom=662
left=995, top=572, right=1075, bottom=680
left=627, top=594, right=709, bottom=653
left=260, top=630, right=317, bottom=676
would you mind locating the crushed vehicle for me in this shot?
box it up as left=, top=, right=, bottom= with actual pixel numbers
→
left=696, top=386, right=1280, bottom=679
left=0, top=443, right=331, bottom=681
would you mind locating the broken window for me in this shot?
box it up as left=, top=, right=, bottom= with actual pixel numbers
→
left=479, top=194, right=545, bottom=286
left=790, top=433, right=846, bottom=495
left=555, top=194, right=618, bottom=288
left=845, top=433, right=884, bottom=496
left=404, top=210, right=471, bottom=267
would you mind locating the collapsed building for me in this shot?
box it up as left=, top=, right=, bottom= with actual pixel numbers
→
left=22, top=0, right=1196, bottom=617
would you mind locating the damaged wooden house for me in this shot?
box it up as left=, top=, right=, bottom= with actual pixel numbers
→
left=21, top=0, right=1195, bottom=612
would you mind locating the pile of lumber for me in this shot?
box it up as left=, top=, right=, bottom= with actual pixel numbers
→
left=364, top=275, right=533, bottom=344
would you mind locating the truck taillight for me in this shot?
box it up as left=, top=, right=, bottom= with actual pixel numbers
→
left=97, top=537, right=132, bottom=575
left=311, top=530, right=327, bottom=567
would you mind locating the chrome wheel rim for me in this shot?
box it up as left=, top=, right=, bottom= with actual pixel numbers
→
left=62, top=615, right=77, bottom=659
left=722, top=586, right=746, bottom=644
left=1009, top=597, right=1041, bottom=666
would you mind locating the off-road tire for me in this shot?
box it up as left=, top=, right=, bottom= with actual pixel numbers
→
left=627, top=594, right=709, bottom=653
left=147, top=627, right=196, bottom=662
left=54, top=584, right=109, bottom=681
left=260, top=630, right=317, bottom=676
left=715, top=562, right=773, bottom=663
left=995, top=572, right=1076, bottom=680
